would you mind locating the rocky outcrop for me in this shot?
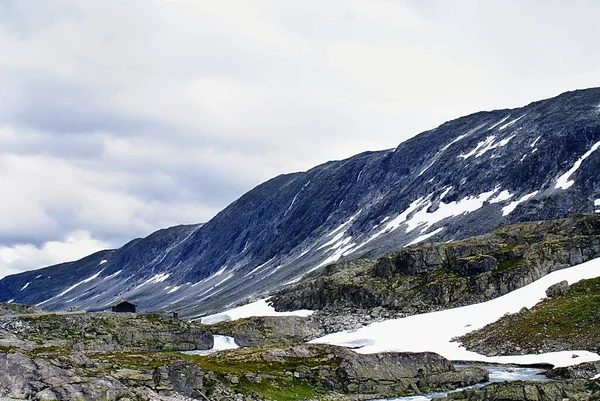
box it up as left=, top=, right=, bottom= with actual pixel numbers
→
left=457, top=277, right=600, bottom=356
left=0, top=352, right=135, bottom=401
left=0, top=302, right=41, bottom=316
left=545, top=280, right=569, bottom=298
left=271, top=214, right=600, bottom=331
left=0, top=312, right=214, bottom=352
left=208, top=316, right=325, bottom=347
left=547, top=361, right=600, bottom=380
left=432, top=379, right=600, bottom=401
left=197, top=343, right=487, bottom=399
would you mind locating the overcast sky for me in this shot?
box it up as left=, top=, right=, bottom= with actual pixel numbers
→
left=0, top=0, right=599, bottom=278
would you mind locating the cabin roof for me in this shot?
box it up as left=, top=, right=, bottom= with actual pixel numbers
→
left=112, top=299, right=137, bottom=307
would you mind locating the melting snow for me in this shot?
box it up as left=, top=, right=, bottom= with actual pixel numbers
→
left=182, top=335, right=239, bottom=355
left=487, top=115, right=511, bottom=131
left=318, top=232, right=345, bottom=251
left=143, top=273, right=171, bottom=285
left=595, top=199, right=600, bottom=213
left=56, top=270, right=104, bottom=298
left=6, top=299, right=13, bottom=304
left=440, top=133, right=470, bottom=152
left=406, top=227, right=445, bottom=246
left=200, top=298, right=313, bottom=324
left=502, top=191, right=539, bottom=216
left=458, top=135, right=516, bottom=160
left=405, top=189, right=498, bottom=233
left=489, top=189, right=513, bottom=204
left=313, top=256, right=600, bottom=367
left=99, top=260, right=107, bottom=265
left=20, top=282, right=30, bottom=291
left=593, top=373, right=600, bottom=380
left=530, top=135, right=541, bottom=148
left=103, top=270, right=122, bottom=280
left=327, top=210, right=362, bottom=237
left=458, top=136, right=496, bottom=159
left=555, top=141, right=600, bottom=190
left=498, top=114, right=526, bottom=131
left=245, top=257, right=276, bottom=277
left=166, top=285, right=182, bottom=294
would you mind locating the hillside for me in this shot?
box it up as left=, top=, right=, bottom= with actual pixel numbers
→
left=1, top=88, right=600, bottom=316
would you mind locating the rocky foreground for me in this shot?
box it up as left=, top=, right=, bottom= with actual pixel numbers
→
left=0, top=308, right=489, bottom=401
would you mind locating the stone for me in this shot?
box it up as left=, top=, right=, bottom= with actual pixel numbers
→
left=546, top=280, right=570, bottom=299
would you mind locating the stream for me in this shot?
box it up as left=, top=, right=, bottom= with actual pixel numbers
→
left=380, top=364, right=551, bottom=401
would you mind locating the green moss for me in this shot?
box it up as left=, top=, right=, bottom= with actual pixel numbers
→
left=0, top=345, right=16, bottom=354
left=461, top=276, right=600, bottom=351
left=496, top=256, right=524, bottom=274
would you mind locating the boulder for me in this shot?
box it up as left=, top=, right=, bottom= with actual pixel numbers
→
left=545, top=280, right=570, bottom=299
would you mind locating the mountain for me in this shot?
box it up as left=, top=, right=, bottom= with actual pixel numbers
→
left=1, top=88, right=600, bottom=317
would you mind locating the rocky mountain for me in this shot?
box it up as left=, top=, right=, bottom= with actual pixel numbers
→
left=270, top=213, right=600, bottom=332
left=1, top=88, right=600, bottom=316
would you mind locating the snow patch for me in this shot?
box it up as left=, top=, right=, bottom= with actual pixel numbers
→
left=405, top=189, right=498, bottom=233
left=200, top=298, right=313, bottom=324
left=103, top=270, right=122, bottom=280
left=312, top=257, right=600, bottom=367
left=143, top=273, right=171, bottom=285
left=555, top=141, right=600, bottom=190
left=502, top=191, right=538, bottom=216
left=530, top=135, right=541, bottom=148
left=489, top=189, right=513, bottom=204
left=487, top=115, right=511, bottom=131
left=99, top=260, right=107, bottom=265
left=56, top=269, right=104, bottom=298
left=406, top=227, right=445, bottom=246
left=245, top=257, right=276, bottom=277
left=20, top=282, right=30, bottom=291
left=498, top=114, right=526, bottom=131
left=166, top=285, right=182, bottom=294
left=458, top=136, right=496, bottom=159
left=595, top=199, right=600, bottom=213
left=459, top=135, right=516, bottom=160
left=6, top=299, right=13, bottom=304
left=440, top=133, right=469, bottom=152
left=327, top=210, right=362, bottom=237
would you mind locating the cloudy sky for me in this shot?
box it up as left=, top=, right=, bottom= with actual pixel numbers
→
left=0, top=0, right=598, bottom=278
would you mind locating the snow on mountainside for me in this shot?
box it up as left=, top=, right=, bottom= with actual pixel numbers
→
left=312, top=256, right=600, bottom=368
left=2, top=88, right=600, bottom=316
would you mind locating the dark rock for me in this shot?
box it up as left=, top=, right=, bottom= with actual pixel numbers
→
left=546, top=280, right=570, bottom=298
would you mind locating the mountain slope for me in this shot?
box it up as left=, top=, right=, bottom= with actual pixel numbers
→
left=1, top=88, right=600, bottom=316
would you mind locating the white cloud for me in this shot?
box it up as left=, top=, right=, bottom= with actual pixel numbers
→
left=0, top=230, right=108, bottom=279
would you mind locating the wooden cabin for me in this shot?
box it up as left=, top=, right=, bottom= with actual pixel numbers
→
left=112, top=300, right=137, bottom=313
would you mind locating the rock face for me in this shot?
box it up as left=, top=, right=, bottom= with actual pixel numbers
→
left=433, top=379, right=600, bottom=401
left=547, top=361, right=600, bottom=380
left=0, top=312, right=214, bottom=352
left=271, top=214, right=600, bottom=330
left=458, top=276, right=600, bottom=356
left=0, top=352, right=134, bottom=401
left=195, top=343, right=488, bottom=399
left=0, top=339, right=487, bottom=401
left=208, top=316, right=325, bottom=347
left=2, top=88, right=600, bottom=317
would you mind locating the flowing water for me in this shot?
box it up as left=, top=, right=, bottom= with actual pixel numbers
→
left=181, top=335, right=239, bottom=356
left=380, top=364, right=551, bottom=401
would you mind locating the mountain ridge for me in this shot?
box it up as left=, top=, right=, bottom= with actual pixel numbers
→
left=1, top=87, right=600, bottom=316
